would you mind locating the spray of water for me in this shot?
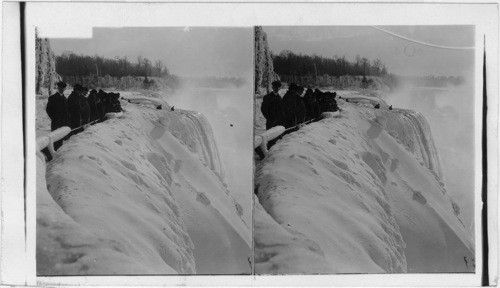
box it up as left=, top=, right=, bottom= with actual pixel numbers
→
left=384, top=80, right=475, bottom=233
left=162, top=81, right=254, bottom=224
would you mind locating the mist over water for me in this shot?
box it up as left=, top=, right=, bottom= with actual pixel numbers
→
left=385, top=81, right=475, bottom=233
left=164, top=83, right=254, bottom=224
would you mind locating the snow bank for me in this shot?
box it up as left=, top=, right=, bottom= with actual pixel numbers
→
left=37, top=99, right=251, bottom=275
left=255, top=100, right=474, bottom=273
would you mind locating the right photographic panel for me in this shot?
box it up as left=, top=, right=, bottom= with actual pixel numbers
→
left=253, top=26, right=475, bottom=274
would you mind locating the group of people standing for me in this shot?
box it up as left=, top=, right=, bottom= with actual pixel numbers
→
left=261, top=81, right=339, bottom=131
left=45, top=81, right=123, bottom=150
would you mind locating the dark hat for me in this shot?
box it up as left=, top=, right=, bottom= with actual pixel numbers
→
left=56, top=81, right=67, bottom=88
left=271, top=80, right=282, bottom=87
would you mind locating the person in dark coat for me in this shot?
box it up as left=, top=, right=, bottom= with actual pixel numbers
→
left=46, top=81, right=69, bottom=150
left=261, top=80, right=285, bottom=130
left=314, top=89, right=326, bottom=114
left=282, top=83, right=306, bottom=129
left=67, top=84, right=82, bottom=129
left=325, top=92, right=339, bottom=112
left=79, top=86, right=91, bottom=125
left=302, top=88, right=313, bottom=121
left=94, top=90, right=105, bottom=121
left=87, top=89, right=99, bottom=122
left=98, top=89, right=110, bottom=114
left=110, top=93, right=122, bottom=112
left=302, top=88, right=320, bottom=122
left=281, top=85, right=296, bottom=128
left=46, top=81, right=69, bottom=131
left=295, top=86, right=306, bottom=124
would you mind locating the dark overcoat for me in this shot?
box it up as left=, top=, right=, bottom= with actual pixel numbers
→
left=46, top=92, right=70, bottom=131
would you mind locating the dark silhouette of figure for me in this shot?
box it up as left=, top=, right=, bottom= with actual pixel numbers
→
left=87, top=89, right=105, bottom=122
left=325, top=92, right=339, bottom=112
left=67, top=84, right=83, bottom=129
left=87, top=89, right=98, bottom=122
left=389, top=105, right=393, bottom=110
left=302, top=88, right=319, bottom=121
left=295, top=85, right=306, bottom=124
left=374, top=103, right=380, bottom=109
left=46, top=81, right=69, bottom=150
left=109, top=93, right=122, bottom=112
left=98, top=89, right=110, bottom=113
left=315, top=90, right=339, bottom=115
left=261, top=81, right=285, bottom=130
left=282, top=83, right=306, bottom=129
left=171, top=106, right=175, bottom=111
left=46, top=81, right=69, bottom=131
left=95, top=92, right=105, bottom=121
left=314, top=89, right=326, bottom=113
left=79, top=86, right=91, bottom=125
left=98, top=90, right=121, bottom=114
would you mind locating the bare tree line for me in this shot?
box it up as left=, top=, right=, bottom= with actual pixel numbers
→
left=56, top=52, right=172, bottom=79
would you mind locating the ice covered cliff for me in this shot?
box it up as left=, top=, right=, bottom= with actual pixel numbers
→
left=254, top=97, right=474, bottom=274
left=37, top=98, right=251, bottom=275
left=254, top=26, right=279, bottom=95
left=35, top=29, right=59, bottom=96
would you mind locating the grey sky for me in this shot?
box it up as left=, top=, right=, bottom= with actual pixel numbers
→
left=264, top=26, right=475, bottom=78
left=50, top=27, right=253, bottom=78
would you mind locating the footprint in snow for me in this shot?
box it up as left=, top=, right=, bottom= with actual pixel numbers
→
left=121, top=160, right=137, bottom=172
left=196, top=192, right=211, bottom=206
left=150, top=123, right=166, bottom=140
left=332, top=159, right=349, bottom=171
left=174, top=160, right=182, bottom=172
left=235, top=203, right=243, bottom=216
left=412, top=191, right=427, bottom=205
left=380, top=150, right=389, bottom=164
left=390, top=158, right=399, bottom=172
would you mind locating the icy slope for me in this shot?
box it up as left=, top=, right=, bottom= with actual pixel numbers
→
left=254, top=100, right=474, bottom=274
left=37, top=100, right=251, bottom=275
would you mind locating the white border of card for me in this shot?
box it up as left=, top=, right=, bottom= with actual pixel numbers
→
left=1, top=1, right=498, bottom=287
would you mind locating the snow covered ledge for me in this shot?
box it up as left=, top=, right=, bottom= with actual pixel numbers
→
left=254, top=103, right=474, bottom=274
left=37, top=102, right=251, bottom=275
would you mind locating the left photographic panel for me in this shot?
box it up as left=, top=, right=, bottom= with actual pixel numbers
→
left=31, top=6, right=253, bottom=275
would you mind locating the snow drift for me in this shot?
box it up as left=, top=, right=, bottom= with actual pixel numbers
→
left=254, top=97, right=474, bottom=274
left=37, top=98, right=251, bottom=275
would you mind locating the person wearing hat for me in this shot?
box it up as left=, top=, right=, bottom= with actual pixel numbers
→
left=46, top=81, right=69, bottom=150
left=67, top=84, right=83, bottom=130
left=79, top=86, right=91, bottom=126
left=261, top=80, right=285, bottom=130
left=282, top=83, right=306, bottom=129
